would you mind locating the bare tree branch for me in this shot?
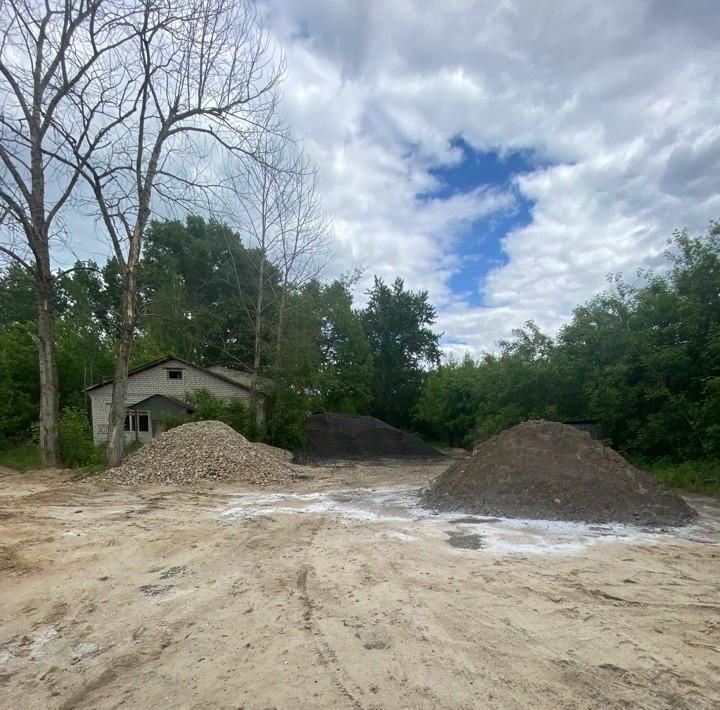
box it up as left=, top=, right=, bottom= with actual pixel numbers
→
left=0, top=243, right=33, bottom=271
left=0, top=0, right=139, bottom=465
left=61, top=0, right=285, bottom=465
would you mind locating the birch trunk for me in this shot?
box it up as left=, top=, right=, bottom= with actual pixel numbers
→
left=274, top=281, right=287, bottom=366
left=251, top=255, right=264, bottom=406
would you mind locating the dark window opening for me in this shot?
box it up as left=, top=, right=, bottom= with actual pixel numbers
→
left=124, top=411, right=150, bottom=433
left=168, top=369, right=183, bottom=380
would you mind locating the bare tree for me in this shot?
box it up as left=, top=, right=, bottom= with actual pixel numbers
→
left=0, top=0, right=135, bottom=465
left=273, top=151, right=331, bottom=362
left=66, top=0, right=284, bottom=466
left=231, top=130, right=289, bottom=402
left=226, top=133, right=330, bottom=406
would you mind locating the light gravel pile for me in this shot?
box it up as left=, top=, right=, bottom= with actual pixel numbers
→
left=252, top=441, right=293, bottom=462
left=105, top=421, right=301, bottom=486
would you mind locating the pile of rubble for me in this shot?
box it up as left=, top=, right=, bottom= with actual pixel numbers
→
left=422, top=420, right=696, bottom=526
left=105, top=421, right=301, bottom=486
left=252, top=441, right=293, bottom=462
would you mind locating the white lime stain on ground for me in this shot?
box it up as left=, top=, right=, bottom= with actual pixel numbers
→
left=0, top=625, right=59, bottom=665
left=71, top=641, right=102, bottom=662
left=221, top=488, right=720, bottom=556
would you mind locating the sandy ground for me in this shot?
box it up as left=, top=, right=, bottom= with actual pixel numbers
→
left=1, top=460, right=719, bottom=710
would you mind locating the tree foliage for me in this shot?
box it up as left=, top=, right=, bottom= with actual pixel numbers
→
left=4, top=211, right=719, bottom=482
left=362, top=277, right=441, bottom=429
left=0, top=214, right=442, bottom=455
left=417, top=225, right=720, bottom=464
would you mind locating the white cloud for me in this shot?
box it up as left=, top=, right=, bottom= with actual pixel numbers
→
left=262, top=0, right=720, bottom=354
left=27, top=2, right=716, bottom=356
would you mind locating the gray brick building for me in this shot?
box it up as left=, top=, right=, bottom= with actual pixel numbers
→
left=86, top=356, right=266, bottom=445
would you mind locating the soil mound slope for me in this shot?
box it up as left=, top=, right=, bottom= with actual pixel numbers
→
left=300, top=413, right=443, bottom=461
left=422, top=420, right=695, bottom=526
left=105, top=420, right=300, bottom=485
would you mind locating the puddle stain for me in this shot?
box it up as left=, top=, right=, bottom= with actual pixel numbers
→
left=445, top=530, right=486, bottom=550
left=220, top=488, right=720, bottom=557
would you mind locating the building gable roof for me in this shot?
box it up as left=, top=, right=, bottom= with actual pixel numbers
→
left=127, top=393, right=195, bottom=411
left=85, top=355, right=264, bottom=396
left=207, top=365, right=272, bottom=393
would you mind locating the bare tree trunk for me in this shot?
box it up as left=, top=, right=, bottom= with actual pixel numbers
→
left=36, top=273, right=60, bottom=467
left=251, top=254, right=264, bottom=405
left=275, top=287, right=287, bottom=365
left=31, top=132, right=61, bottom=467
left=106, top=328, right=133, bottom=467
left=106, top=237, right=141, bottom=467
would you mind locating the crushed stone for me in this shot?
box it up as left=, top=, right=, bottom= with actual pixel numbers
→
left=104, top=421, right=304, bottom=486
left=252, top=441, right=293, bottom=462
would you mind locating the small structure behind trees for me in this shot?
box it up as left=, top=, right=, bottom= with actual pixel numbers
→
left=86, top=356, right=267, bottom=446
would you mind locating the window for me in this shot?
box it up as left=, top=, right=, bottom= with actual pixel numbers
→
left=137, top=413, right=150, bottom=433
left=124, top=411, right=150, bottom=432
left=167, top=369, right=183, bottom=380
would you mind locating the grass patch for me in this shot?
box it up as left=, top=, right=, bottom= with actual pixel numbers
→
left=0, top=441, right=42, bottom=471
left=634, top=458, right=720, bottom=495
left=0, top=438, right=106, bottom=473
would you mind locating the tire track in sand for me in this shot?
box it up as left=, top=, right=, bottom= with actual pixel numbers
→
left=296, top=538, right=367, bottom=710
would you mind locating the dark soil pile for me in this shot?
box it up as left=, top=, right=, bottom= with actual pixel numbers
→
left=422, top=420, right=695, bottom=526
left=299, top=413, right=443, bottom=461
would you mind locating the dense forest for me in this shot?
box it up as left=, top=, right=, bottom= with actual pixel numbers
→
left=416, top=224, right=720, bottom=489
left=2, top=218, right=719, bottom=490
left=0, top=215, right=441, bottom=454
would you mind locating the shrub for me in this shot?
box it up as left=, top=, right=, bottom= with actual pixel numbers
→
left=164, top=389, right=261, bottom=441
left=264, top=387, right=309, bottom=450
left=0, top=440, right=42, bottom=470
left=59, top=407, right=103, bottom=468
left=638, top=458, right=720, bottom=494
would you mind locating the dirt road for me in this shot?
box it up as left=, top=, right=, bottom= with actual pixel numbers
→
left=1, top=461, right=719, bottom=709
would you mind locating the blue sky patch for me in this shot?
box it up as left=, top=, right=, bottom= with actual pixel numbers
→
left=421, top=138, right=542, bottom=306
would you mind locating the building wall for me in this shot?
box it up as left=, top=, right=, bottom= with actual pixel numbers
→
left=138, top=395, right=191, bottom=422
left=88, top=359, right=260, bottom=444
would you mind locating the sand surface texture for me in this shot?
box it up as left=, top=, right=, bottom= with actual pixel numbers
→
left=1, top=460, right=719, bottom=709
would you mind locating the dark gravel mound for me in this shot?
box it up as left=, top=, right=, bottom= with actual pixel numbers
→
left=299, top=413, right=444, bottom=461
left=422, top=420, right=695, bottom=526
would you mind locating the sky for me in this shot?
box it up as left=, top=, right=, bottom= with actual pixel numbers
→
left=261, top=0, right=720, bottom=356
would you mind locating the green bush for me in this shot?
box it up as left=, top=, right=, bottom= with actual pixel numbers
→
left=637, top=458, right=720, bottom=494
left=163, top=387, right=310, bottom=450
left=264, top=387, right=309, bottom=450
left=0, top=440, right=42, bottom=470
left=164, top=389, right=262, bottom=441
left=58, top=407, right=104, bottom=468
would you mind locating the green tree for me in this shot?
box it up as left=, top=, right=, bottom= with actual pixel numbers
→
left=316, top=280, right=373, bottom=413
left=362, top=277, right=441, bottom=429
left=415, top=355, right=485, bottom=446
left=140, top=217, right=280, bottom=369
left=0, top=262, right=114, bottom=447
left=0, top=325, right=39, bottom=444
